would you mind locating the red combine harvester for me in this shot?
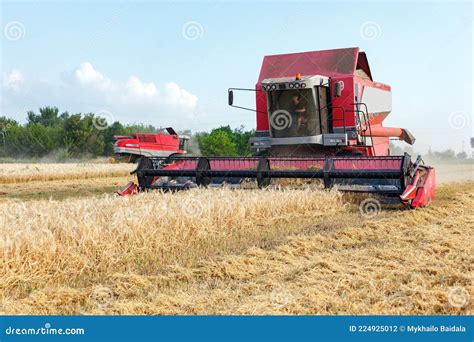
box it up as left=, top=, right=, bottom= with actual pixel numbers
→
left=113, top=127, right=189, bottom=162
left=119, top=47, right=435, bottom=208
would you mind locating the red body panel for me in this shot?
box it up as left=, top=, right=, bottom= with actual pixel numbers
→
left=401, top=168, right=436, bottom=208
left=331, top=76, right=356, bottom=129
left=117, top=181, right=138, bottom=196
left=412, top=168, right=436, bottom=207
left=114, top=133, right=185, bottom=157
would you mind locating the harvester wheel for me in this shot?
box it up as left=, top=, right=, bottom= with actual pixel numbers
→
left=163, top=153, right=181, bottom=165
left=256, top=158, right=271, bottom=188
left=136, top=157, right=154, bottom=189
left=195, top=157, right=212, bottom=187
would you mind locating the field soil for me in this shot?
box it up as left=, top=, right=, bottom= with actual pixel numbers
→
left=0, top=162, right=472, bottom=315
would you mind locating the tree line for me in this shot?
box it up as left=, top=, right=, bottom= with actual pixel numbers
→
left=1, top=107, right=469, bottom=161
left=0, top=107, right=255, bottom=160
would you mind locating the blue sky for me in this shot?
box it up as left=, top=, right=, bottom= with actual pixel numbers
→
left=1, top=0, right=472, bottom=152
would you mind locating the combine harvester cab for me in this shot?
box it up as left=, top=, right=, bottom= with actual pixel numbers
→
left=118, top=47, right=435, bottom=208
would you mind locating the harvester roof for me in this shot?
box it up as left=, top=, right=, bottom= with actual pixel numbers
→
left=258, top=47, right=373, bottom=82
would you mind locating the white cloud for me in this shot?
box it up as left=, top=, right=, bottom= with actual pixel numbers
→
left=2, top=69, right=24, bottom=91
left=125, top=76, right=159, bottom=101
left=74, top=62, right=115, bottom=92
left=72, top=62, right=198, bottom=113
left=163, top=82, right=198, bottom=110
left=1, top=63, right=199, bottom=129
left=75, top=62, right=104, bottom=84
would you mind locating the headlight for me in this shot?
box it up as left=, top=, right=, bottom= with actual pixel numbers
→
left=261, top=85, right=267, bottom=91
left=271, top=84, right=277, bottom=90
left=289, top=83, right=294, bottom=88
left=301, top=83, right=306, bottom=88
left=294, top=83, right=300, bottom=88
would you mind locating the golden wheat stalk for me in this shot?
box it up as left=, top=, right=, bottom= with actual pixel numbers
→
left=0, top=163, right=133, bottom=184
left=0, top=187, right=343, bottom=300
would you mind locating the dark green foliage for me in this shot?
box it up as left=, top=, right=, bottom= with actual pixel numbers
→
left=0, top=108, right=256, bottom=159
left=197, top=130, right=238, bottom=156
left=0, top=108, right=161, bottom=159
left=196, top=125, right=255, bottom=156
left=27, top=106, right=62, bottom=127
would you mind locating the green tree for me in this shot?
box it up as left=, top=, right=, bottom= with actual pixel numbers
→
left=0, top=116, right=19, bottom=131
left=27, top=106, right=63, bottom=127
left=103, top=121, right=125, bottom=156
left=0, top=117, right=19, bottom=156
left=197, top=125, right=254, bottom=156
left=232, top=126, right=254, bottom=156
left=197, top=129, right=238, bottom=156
left=5, top=124, right=62, bottom=157
left=62, top=113, right=105, bottom=156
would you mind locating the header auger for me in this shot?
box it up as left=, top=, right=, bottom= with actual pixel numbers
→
left=118, top=47, right=435, bottom=208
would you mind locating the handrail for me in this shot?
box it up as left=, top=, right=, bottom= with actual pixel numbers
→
left=350, top=102, right=375, bottom=156
left=347, top=108, right=368, bottom=146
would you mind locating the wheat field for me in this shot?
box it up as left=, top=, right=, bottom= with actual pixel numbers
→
left=0, top=162, right=472, bottom=315
left=0, top=163, right=133, bottom=184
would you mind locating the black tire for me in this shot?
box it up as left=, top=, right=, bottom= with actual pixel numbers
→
left=164, top=152, right=182, bottom=164
left=136, top=157, right=154, bottom=189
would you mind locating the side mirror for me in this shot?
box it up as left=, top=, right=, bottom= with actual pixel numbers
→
left=226, top=88, right=267, bottom=114
left=334, top=81, right=344, bottom=97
